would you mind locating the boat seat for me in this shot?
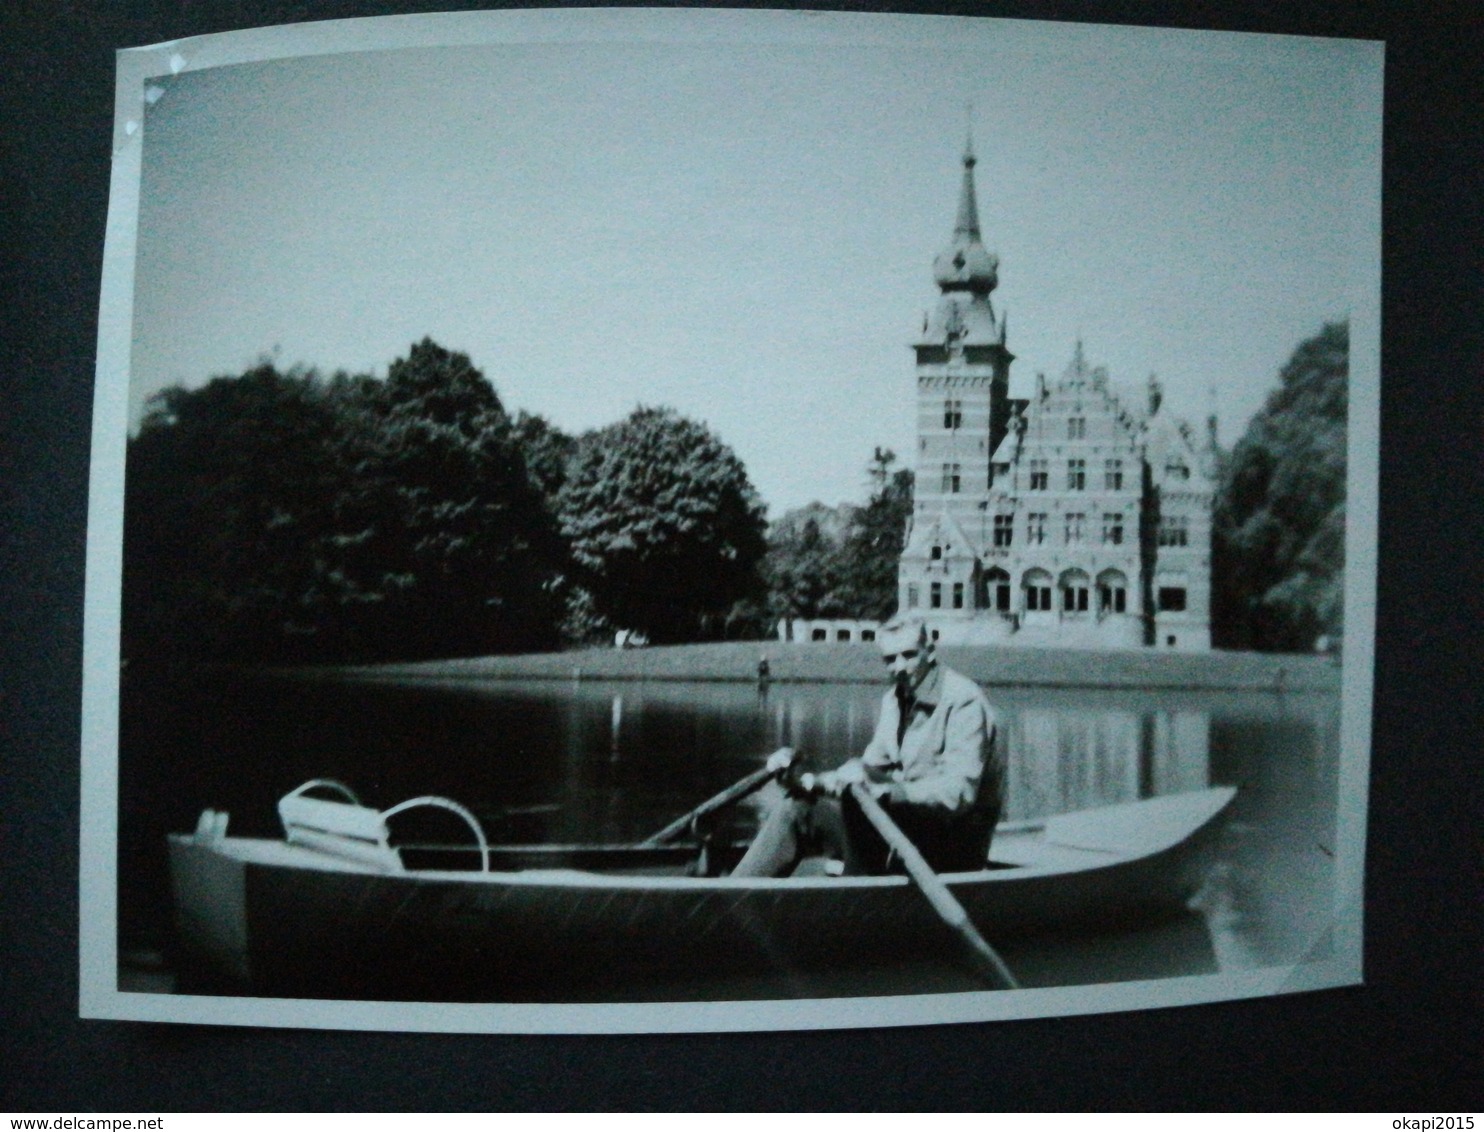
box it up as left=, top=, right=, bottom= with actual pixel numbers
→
left=277, top=779, right=491, bottom=873
left=279, top=780, right=403, bottom=871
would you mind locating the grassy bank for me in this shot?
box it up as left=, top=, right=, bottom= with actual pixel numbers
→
left=333, top=640, right=1342, bottom=692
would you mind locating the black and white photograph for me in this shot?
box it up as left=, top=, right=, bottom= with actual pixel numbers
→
left=79, top=9, right=1381, bottom=1034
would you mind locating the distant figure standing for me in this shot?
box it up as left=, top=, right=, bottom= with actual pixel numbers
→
left=733, top=616, right=1004, bottom=877
left=757, top=654, right=771, bottom=684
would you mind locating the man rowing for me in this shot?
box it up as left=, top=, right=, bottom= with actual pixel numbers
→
left=732, top=615, right=1005, bottom=877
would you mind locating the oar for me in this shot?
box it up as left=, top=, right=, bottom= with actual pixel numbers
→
left=638, top=748, right=794, bottom=847
left=847, top=783, right=1019, bottom=991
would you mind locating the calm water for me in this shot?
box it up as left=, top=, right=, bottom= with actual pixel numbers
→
left=118, top=666, right=1341, bottom=998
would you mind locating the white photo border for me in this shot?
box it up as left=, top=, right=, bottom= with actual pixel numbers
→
left=80, top=7, right=1382, bottom=1035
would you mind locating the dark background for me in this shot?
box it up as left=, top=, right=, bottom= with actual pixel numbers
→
left=3, top=0, right=1480, bottom=1111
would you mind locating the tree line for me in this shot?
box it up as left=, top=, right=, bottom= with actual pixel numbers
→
left=1211, top=321, right=1348, bottom=652
left=123, top=337, right=906, bottom=663
left=123, top=326, right=1345, bottom=664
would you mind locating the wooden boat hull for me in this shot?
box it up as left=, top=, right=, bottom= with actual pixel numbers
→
left=167, top=787, right=1235, bottom=999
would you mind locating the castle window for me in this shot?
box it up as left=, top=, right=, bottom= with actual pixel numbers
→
left=930, top=544, right=942, bottom=561
left=985, top=567, right=1011, bottom=612
left=812, top=628, right=828, bottom=641
left=1059, top=569, right=1090, bottom=614
left=941, top=463, right=961, bottom=493
left=943, top=399, right=963, bottom=429
left=1098, top=569, right=1129, bottom=614
left=1027, top=513, right=1047, bottom=545
left=1158, top=586, right=1188, bottom=612
left=1102, top=513, right=1124, bottom=545
left=907, top=584, right=920, bottom=609
left=1158, top=515, right=1190, bottom=547
left=1067, top=459, right=1086, bottom=490
left=952, top=582, right=964, bottom=609
left=1064, top=512, right=1086, bottom=544
left=993, top=514, right=1013, bottom=547
left=1024, top=569, right=1053, bottom=612
left=1105, top=459, right=1124, bottom=490
left=1029, top=459, right=1048, bottom=491
left=1068, top=417, right=1086, bottom=440
left=1166, top=457, right=1190, bottom=480
left=836, top=629, right=851, bottom=642
left=930, top=582, right=943, bottom=609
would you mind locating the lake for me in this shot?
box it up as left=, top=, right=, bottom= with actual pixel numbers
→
left=118, top=665, right=1341, bottom=1000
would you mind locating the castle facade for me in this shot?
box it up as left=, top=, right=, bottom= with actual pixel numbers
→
left=899, top=143, right=1216, bottom=650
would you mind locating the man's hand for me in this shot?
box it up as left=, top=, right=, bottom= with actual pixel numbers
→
left=782, top=758, right=893, bottom=801
left=816, top=759, right=876, bottom=798
left=765, top=748, right=796, bottom=775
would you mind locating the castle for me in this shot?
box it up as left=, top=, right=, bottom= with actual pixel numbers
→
left=898, top=141, right=1217, bottom=650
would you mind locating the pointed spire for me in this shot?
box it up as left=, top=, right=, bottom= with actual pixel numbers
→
left=933, top=134, right=997, bottom=296
left=955, top=127, right=981, bottom=240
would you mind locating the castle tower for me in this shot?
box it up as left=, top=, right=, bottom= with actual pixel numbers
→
left=893, top=137, right=1212, bottom=651
left=898, top=139, right=1015, bottom=626
left=910, top=136, right=1015, bottom=517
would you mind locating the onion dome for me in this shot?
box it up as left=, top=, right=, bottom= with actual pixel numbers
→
left=931, top=141, right=998, bottom=295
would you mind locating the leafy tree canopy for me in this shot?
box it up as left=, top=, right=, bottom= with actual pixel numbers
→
left=124, top=341, right=565, bottom=663
left=556, top=406, right=767, bottom=643
left=760, top=448, right=912, bottom=625
left=837, top=448, right=914, bottom=622
left=510, top=410, right=578, bottom=502
left=763, top=504, right=857, bottom=622
left=382, top=337, right=505, bottom=427
left=1213, top=322, right=1348, bottom=651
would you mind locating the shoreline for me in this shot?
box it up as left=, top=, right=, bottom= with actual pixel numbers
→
left=313, top=640, right=1342, bottom=693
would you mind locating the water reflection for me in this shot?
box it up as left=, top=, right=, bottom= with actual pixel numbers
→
left=585, top=678, right=1216, bottom=824
left=1007, top=704, right=1209, bottom=819
left=118, top=667, right=1340, bottom=992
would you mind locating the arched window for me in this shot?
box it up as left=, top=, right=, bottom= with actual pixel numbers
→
left=1023, top=568, right=1053, bottom=613
left=985, top=567, right=1012, bottom=612
left=1097, top=568, right=1129, bottom=614
left=1059, top=568, right=1091, bottom=614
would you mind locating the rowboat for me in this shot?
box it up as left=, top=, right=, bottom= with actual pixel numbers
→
left=167, top=779, right=1236, bottom=1000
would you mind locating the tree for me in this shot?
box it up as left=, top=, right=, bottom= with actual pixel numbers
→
left=122, top=340, right=567, bottom=663
left=123, top=363, right=359, bottom=661
left=836, top=448, right=914, bottom=620
left=762, top=504, right=856, bottom=621
left=510, top=410, right=578, bottom=502
left=556, top=406, right=767, bottom=643
left=1213, top=322, right=1348, bottom=651
left=757, top=449, right=913, bottom=626
left=353, top=339, right=567, bottom=657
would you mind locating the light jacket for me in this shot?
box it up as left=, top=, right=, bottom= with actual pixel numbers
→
left=859, top=662, right=1004, bottom=816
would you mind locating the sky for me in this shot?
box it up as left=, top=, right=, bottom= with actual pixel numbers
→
left=126, top=13, right=1381, bottom=517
